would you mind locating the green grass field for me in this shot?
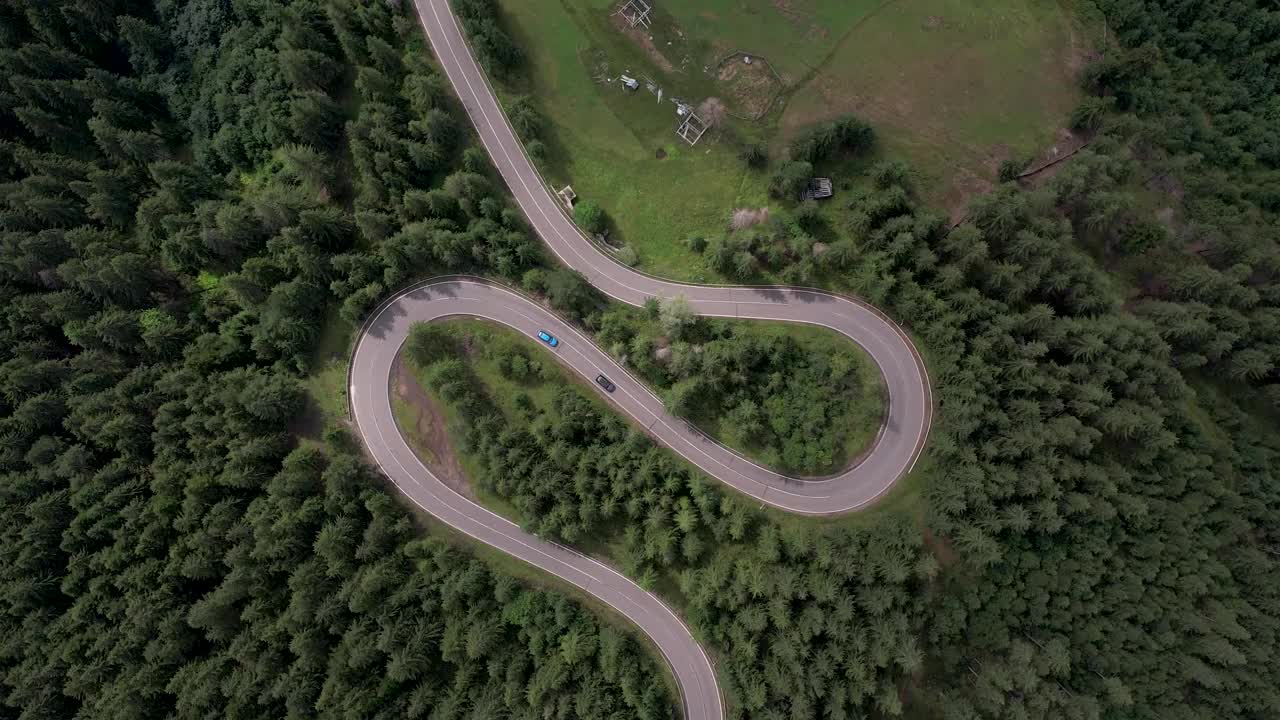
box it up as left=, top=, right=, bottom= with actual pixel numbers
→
left=497, top=0, right=772, bottom=280
left=661, top=0, right=882, bottom=82
left=492, top=0, right=1085, bottom=277
left=780, top=0, right=1085, bottom=214
left=301, top=306, right=355, bottom=433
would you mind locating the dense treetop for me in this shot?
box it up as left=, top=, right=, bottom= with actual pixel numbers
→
left=1, top=0, right=1278, bottom=719
left=1075, top=0, right=1280, bottom=404
left=0, top=1, right=667, bottom=718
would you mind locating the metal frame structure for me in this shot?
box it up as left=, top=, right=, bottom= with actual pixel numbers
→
left=618, top=0, right=653, bottom=28
left=676, top=111, right=708, bottom=146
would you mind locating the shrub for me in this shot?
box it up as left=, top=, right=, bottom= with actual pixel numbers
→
left=659, top=295, right=697, bottom=340
left=544, top=268, right=601, bottom=319
left=524, top=139, right=546, bottom=163
left=793, top=200, right=822, bottom=231
left=615, top=245, right=638, bottom=266
left=789, top=115, right=874, bottom=164
left=769, top=160, right=812, bottom=200
left=461, top=147, right=488, bottom=173
left=521, top=268, right=546, bottom=293
left=508, top=96, right=543, bottom=140
left=1116, top=218, right=1169, bottom=256
left=998, top=157, right=1028, bottom=183
left=1070, top=96, right=1114, bottom=132
left=573, top=200, right=606, bottom=234
left=871, top=160, right=913, bottom=190
left=739, top=143, right=767, bottom=168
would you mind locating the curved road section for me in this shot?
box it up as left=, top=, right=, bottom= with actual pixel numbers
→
left=350, top=3, right=935, bottom=719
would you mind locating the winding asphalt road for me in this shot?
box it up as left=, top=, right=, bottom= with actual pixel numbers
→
left=349, top=2, right=934, bottom=719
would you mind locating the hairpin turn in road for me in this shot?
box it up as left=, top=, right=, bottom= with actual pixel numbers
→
left=348, top=3, right=934, bottom=719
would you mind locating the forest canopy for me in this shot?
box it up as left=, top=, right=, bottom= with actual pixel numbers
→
left=2, top=0, right=1279, bottom=719
left=0, top=1, right=669, bottom=718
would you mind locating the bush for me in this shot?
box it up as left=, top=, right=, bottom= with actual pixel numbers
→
left=871, top=160, right=913, bottom=190
left=739, top=143, right=767, bottom=168
left=521, top=268, right=546, bottom=293
left=998, top=157, right=1029, bottom=183
left=508, top=96, right=543, bottom=140
left=406, top=323, right=459, bottom=367
left=769, top=160, right=812, bottom=200
left=793, top=200, right=822, bottom=231
left=1116, top=218, right=1169, bottom=256
left=544, top=268, right=600, bottom=319
left=1070, top=96, right=1114, bottom=132
left=573, top=200, right=606, bottom=234
left=461, top=147, right=488, bottom=173
left=615, top=245, right=638, bottom=266
left=524, top=139, right=546, bottom=163
left=685, top=235, right=707, bottom=253
left=789, top=115, right=874, bottom=164
left=659, top=295, right=697, bottom=340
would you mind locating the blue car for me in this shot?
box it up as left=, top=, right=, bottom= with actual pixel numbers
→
left=537, top=330, right=559, bottom=347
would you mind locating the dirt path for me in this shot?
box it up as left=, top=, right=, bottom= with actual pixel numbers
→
left=611, top=12, right=675, bottom=72
left=391, top=355, right=475, bottom=499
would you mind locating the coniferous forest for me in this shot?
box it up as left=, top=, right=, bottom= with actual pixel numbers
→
left=0, top=2, right=670, bottom=718
left=2, top=1, right=1280, bottom=720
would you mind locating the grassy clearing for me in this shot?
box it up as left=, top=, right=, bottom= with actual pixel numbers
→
left=391, top=387, right=529, bottom=523
left=490, top=0, right=1085, bottom=276
left=496, top=0, right=771, bottom=280
left=781, top=0, right=1085, bottom=213
left=390, top=393, right=439, bottom=465
left=662, top=0, right=882, bottom=81
left=301, top=305, right=355, bottom=434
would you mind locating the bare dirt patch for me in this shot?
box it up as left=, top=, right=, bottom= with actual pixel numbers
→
left=731, top=207, right=771, bottom=230
left=611, top=12, right=675, bottom=73
left=391, top=356, right=474, bottom=499
left=698, top=97, right=729, bottom=126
